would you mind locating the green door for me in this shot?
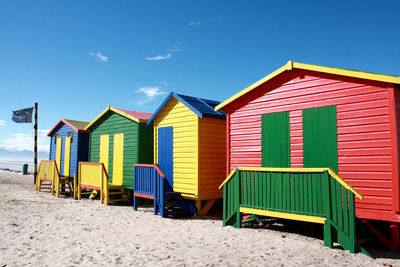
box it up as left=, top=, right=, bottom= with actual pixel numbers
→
left=261, top=111, right=291, bottom=210
left=303, top=105, right=338, bottom=172
left=261, top=111, right=290, bottom=167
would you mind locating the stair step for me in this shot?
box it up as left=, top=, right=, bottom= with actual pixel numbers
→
left=108, top=185, right=123, bottom=190
left=109, top=192, right=125, bottom=195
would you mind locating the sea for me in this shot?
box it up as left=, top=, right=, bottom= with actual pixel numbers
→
left=0, top=160, right=35, bottom=172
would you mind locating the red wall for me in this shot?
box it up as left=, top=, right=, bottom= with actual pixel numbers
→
left=226, top=70, right=399, bottom=222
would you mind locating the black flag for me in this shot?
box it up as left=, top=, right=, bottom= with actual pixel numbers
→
left=12, top=107, right=34, bottom=123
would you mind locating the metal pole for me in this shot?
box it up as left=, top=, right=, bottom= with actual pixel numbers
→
left=34, top=102, right=38, bottom=184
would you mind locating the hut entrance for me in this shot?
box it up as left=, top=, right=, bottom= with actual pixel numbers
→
left=112, top=133, right=124, bottom=185
left=303, top=105, right=338, bottom=172
left=100, top=134, right=110, bottom=173
left=158, top=127, right=173, bottom=188
left=64, top=136, right=71, bottom=177
left=56, top=137, right=62, bottom=172
left=261, top=111, right=290, bottom=168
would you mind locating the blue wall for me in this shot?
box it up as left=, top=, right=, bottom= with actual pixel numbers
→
left=49, top=122, right=89, bottom=178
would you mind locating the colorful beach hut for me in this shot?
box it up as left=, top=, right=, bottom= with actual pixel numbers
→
left=134, top=92, right=226, bottom=216
left=85, top=105, right=153, bottom=190
left=47, top=119, right=90, bottom=179
left=216, top=61, right=400, bottom=250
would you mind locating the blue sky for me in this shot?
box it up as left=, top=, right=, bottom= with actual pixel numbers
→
left=0, top=0, right=399, bottom=154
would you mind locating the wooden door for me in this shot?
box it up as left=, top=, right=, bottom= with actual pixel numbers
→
left=56, top=137, right=62, bottom=173
left=100, top=134, right=109, bottom=173
left=303, top=105, right=338, bottom=172
left=261, top=111, right=290, bottom=167
left=158, top=127, right=173, bottom=188
left=112, top=133, right=124, bottom=185
left=64, top=136, right=71, bottom=177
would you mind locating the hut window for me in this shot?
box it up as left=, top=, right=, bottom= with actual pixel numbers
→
left=68, top=132, right=73, bottom=142
left=54, top=134, right=59, bottom=144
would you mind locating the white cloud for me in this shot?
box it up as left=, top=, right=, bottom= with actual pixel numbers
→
left=0, top=131, right=49, bottom=153
left=167, top=45, right=183, bottom=52
left=145, top=53, right=172, bottom=61
left=0, top=120, right=6, bottom=126
left=135, top=86, right=167, bottom=105
left=89, top=52, right=108, bottom=62
left=188, top=21, right=201, bottom=26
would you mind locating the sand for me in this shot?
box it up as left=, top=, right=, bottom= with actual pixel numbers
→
left=0, top=170, right=399, bottom=266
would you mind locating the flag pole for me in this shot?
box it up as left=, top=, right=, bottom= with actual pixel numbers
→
left=34, top=102, right=38, bottom=184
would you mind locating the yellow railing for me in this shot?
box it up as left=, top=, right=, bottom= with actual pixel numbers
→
left=35, top=160, right=60, bottom=195
left=77, top=162, right=110, bottom=204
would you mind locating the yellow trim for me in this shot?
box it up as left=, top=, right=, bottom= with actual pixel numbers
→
left=238, top=167, right=328, bottom=173
left=215, top=60, right=400, bottom=111
left=326, top=168, right=363, bottom=200
left=293, top=62, right=400, bottom=85
left=85, top=106, right=147, bottom=130
left=218, top=167, right=363, bottom=200
left=239, top=207, right=326, bottom=224
left=218, top=168, right=237, bottom=190
left=180, top=193, right=198, bottom=200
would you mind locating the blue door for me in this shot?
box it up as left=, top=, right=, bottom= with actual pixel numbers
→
left=158, top=127, right=173, bottom=188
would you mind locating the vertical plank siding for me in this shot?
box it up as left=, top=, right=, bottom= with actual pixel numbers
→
left=88, top=111, right=140, bottom=189
left=290, top=110, right=303, bottom=168
left=154, top=98, right=198, bottom=196
left=228, top=70, right=397, bottom=221
left=198, top=117, right=226, bottom=199
left=49, top=123, right=79, bottom=178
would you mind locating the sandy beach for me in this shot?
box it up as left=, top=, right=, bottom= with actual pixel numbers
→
left=0, top=170, right=399, bottom=266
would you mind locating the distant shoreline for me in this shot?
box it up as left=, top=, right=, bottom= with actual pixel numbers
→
left=0, top=161, right=38, bottom=172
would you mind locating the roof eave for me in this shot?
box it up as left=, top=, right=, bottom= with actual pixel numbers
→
left=85, top=106, right=146, bottom=130
left=147, top=92, right=204, bottom=125
left=47, top=119, right=79, bottom=136
left=215, top=60, right=400, bottom=111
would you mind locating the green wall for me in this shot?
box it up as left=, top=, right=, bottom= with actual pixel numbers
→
left=88, top=111, right=153, bottom=189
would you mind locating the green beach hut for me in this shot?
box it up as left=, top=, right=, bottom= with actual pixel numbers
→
left=85, top=105, right=153, bottom=190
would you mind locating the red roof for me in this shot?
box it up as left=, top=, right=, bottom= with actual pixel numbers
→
left=114, top=108, right=153, bottom=120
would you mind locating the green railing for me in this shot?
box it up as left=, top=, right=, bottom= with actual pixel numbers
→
left=219, top=167, right=364, bottom=253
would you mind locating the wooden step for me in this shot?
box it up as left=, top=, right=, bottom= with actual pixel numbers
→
left=108, top=191, right=125, bottom=195
left=108, top=184, right=123, bottom=190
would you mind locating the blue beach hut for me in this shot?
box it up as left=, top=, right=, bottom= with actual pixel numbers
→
left=47, top=119, right=90, bottom=178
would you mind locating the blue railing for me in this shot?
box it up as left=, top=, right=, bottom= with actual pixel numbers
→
left=133, top=164, right=167, bottom=217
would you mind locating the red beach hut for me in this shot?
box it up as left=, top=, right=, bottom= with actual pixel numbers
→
left=216, top=61, right=400, bottom=250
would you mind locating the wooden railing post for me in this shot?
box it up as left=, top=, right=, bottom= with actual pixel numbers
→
left=322, top=170, right=333, bottom=248
left=235, top=169, right=242, bottom=228
left=160, top=177, right=165, bottom=218
left=133, top=166, right=137, bottom=210
left=223, top=179, right=227, bottom=226
left=77, top=167, right=82, bottom=200
left=153, top=168, right=157, bottom=215
left=348, top=191, right=356, bottom=253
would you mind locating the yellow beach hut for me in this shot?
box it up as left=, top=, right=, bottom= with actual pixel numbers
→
left=133, top=92, right=226, bottom=216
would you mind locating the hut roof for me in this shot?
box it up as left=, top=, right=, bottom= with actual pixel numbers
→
left=85, top=106, right=153, bottom=130
left=215, top=61, right=400, bottom=111
left=47, top=119, right=90, bottom=136
left=147, top=92, right=226, bottom=125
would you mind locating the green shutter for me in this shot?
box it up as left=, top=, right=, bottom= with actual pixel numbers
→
left=261, top=112, right=290, bottom=168
left=303, top=106, right=338, bottom=172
